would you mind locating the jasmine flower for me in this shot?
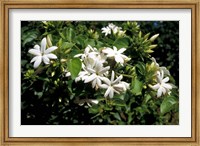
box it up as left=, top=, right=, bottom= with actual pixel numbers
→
left=28, top=37, right=58, bottom=68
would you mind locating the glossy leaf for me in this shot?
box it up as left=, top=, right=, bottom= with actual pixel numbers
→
left=68, top=58, right=82, bottom=79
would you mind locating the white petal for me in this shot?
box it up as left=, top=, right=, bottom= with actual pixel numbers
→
left=121, top=54, right=129, bottom=60
left=96, top=77, right=102, bottom=87
left=28, top=49, right=41, bottom=56
left=157, top=71, right=162, bottom=83
left=157, top=87, right=163, bottom=97
left=84, top=74, right=96, bottom=83
left=90, top=99, right=99, bottom=104
left=92, top=79, right=97, bottom=88
left=113, top=46, right=118, bottom=52
left=33, top=56, right=42, bottom=68
left=115, top=55, right=124, bottom=64
left=113, top=83, right=124, bottom=89
left=45, top=46, right=58, bottom=54
left=99, top=66, right=110, bottom=74
left=74, top=53, right=83, bottom=58
left=118, top=48, right=126, bottom=53
left=162, top=83, right=172, bottom=90
left=42, top=55, right=50, bottom=64
left=46, top=54, right=57, bottom=59
left=66, top=72, right=71, bottom=77
left=113, top=84, right=124, bottom=92
left=102, top=77, right=111, bottom=85
left=41, top=38, right=47, bottom=53
left=161, top=86, right=166, bottom=95
left=104, top=87, right=111, bottom=97
left=30, top=56, right=38, bottom=63
left=150, top=84, right=160, bottom=90
left=87, top=68, right=96, bottom=74
left=109, top=88, right=114, bottom=98
left=162, top=77, right=169, bottom=83
left=102, top=48, right=114, bottom=55
left=99, top=84, right=108, bottom=89
left=33, top=44, right=40, bottom=51
left=113, top=75, right=123, bottom=85
left=111, top=71, right=115, bottom=82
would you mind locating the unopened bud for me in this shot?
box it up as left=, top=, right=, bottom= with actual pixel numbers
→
left=149, top=34, right=159, bottom=42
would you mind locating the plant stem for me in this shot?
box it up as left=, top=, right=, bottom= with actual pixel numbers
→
left=116, top=72, right=134, bottom=78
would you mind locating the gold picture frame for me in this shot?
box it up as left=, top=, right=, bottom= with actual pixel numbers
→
left=0, top=0, right=199, bottom=145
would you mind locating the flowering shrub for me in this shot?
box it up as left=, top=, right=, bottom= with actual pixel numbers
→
left=22, top=21, right=179, bottom=125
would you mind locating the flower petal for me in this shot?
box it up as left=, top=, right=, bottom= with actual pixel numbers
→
left=46, top=54, right=57, bottom=59
left=30, top=56, right=38, bottom=63
left=102, top=48, right=114, bottom=55
left=66, top=72, right=71, bottom=77
left=92, top=79, right=97, bottom=88
left=102, top=77, right=111, bottom=85
left=162, top=77, right=169, bottom=83
left=111, top=71, right=115, bottom=82
left=118, top=48, right=126, bottom=53
left=150, top=84, right=160, bottom=90
left=115, top=55, right=124, bottom=64
left=104, top=87, right=111, bottom=97
left=42, top=55, right=50, bottom=64
left=157, top=87, right=163, bottom=97
left=84, top=74, right=96, bottom=83
left=28, top=49, right=41, bottom=56
left=99, top=66, right=110, bottom=74
left=34, top=44, right=40, bottom=51
left=162, top=83, right=172, bottom=90
left=96, top=77, right=102, bottom=87
left=99, top=84, right=108, bottom=89
left=109, top=88, right=114, bottom=98
left=113, top=75, right=123, bottom=85
left=44, top=46, right=58, bottom=54
left=41, top=38, right=47, bottom=53
left=33, top=56, right=42, bottom=68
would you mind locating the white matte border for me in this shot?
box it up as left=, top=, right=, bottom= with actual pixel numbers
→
left=9, top=9, right=191, bottom=137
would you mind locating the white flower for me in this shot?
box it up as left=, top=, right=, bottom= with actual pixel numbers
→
left=74, top=97, right=99, bottom=107
left=102, top=46, right=130, bottom=65
left=150, top=70, right=173, bottom=97
left=74, top=45, right=98, bottom=60
left=101, top=23, right=125, bottom=36
left=151, top=57, right=170, bottom=75
left=65, top=70, right=89, bottom=83
left=100, top=71, right=127, bottom=98
left=28, top=37, right=58, bottom=68
left=101, top=26, right=111, bottom=36
left=83, top=60, right=110, bottom=88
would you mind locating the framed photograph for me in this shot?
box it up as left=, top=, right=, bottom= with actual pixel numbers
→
left=1, top=0, right=199, bottom=145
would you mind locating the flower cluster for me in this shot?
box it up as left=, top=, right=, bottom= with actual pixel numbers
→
left=28, top=23, right=175, bottom=100
left=68, top=45, right=130, bottom=98
left=149, top=57, right=175, bottom=97
left=101, top=23, right=126, bottom=36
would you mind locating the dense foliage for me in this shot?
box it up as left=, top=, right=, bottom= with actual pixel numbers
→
left=21, top=21, right=179, bottom=125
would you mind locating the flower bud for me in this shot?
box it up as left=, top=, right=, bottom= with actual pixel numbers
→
left=47, top=35, right=52, bottom=47
left=149, top=34, right=159, bottom=42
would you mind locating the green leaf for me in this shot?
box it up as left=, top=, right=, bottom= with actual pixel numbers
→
left=143, top=94, right=152, bottom=104
left=131, top=78, right=143, bottom=95
left=85, top=39, right=95, bottom=47
left=111, top=112, right=121, bottom=121
left=62, top=42, right=74, bottom=49
left=160, top=96, right=177, bottom=115
left=66, top=28, right=75, bottom=42
left=113, top=37, right=129, bottom=48
left=21, top=30, right=38, bottom=46
left=68, top=58, right=82, bottom=79
left=135, top=62, right=146, bottom=76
